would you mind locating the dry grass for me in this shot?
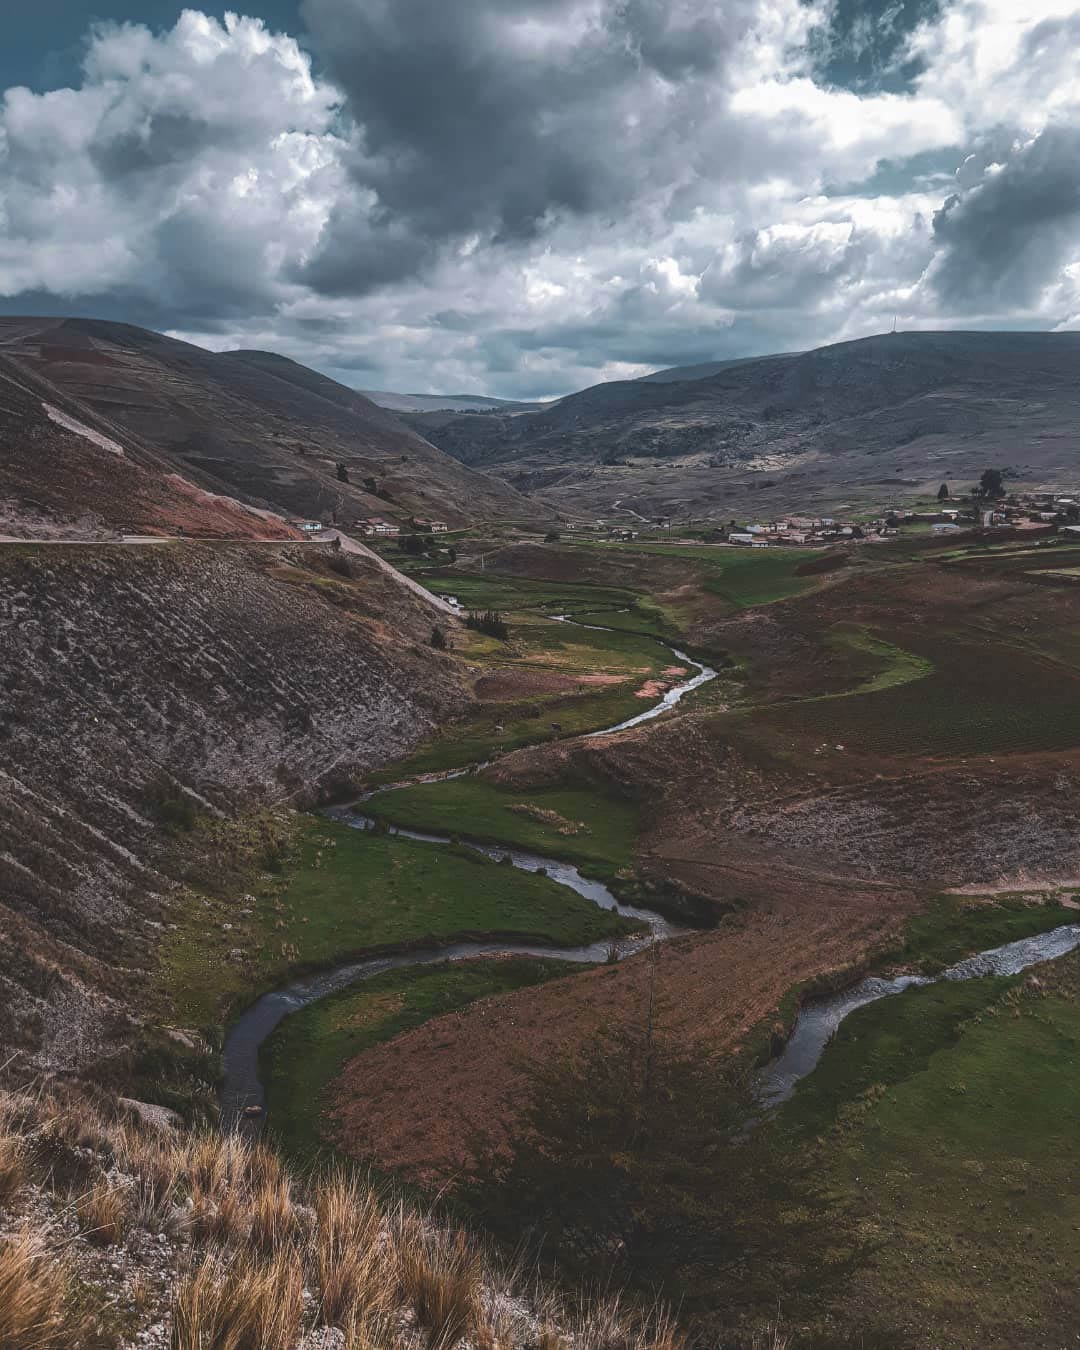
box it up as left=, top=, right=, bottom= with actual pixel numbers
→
left=314, top=1171, right=389, bottom=1335
left=171, top=1248, right=304, bottom=1350
left=249, top=1174, right=300, bottom=1255
left=75, top=1176, right=130, bottom=1246
left=0, top=1087, right=707, bottom=1350
left=0, top=1129, right=28, bottom=1208
left=397, top=1216, right=483, bottom=1349
left=0, top=1228, right=80, bottom=1349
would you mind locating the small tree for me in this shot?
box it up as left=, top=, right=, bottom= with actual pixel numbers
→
left=447, top=546, right=457, bottom=564
left=937, top=482, right=950, bottom=501
left=976, top=468, right=1006, bottom=499
left=336, top=462, right=349, bottom=483
left=544, top=529, right=561, bottom=543
left=430, top=627, right=447, bottom=650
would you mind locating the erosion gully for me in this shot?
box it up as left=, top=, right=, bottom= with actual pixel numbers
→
left=220, top=615, right=1080, bottom=1129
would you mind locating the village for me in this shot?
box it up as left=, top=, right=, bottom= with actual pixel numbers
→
left=580, top=485, right=1080, bottom=548
left=285, top=483, right=1080, bottom=554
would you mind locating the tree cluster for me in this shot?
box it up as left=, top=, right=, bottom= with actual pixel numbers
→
left=465, top=610, right=509, bottom=640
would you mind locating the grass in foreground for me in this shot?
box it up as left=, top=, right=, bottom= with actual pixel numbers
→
left=160, top=815, right=635, bottom=1029
left=365, top=779, right=640, bottom=878
left=0, top=1086, right=685, bottom=1348
left=261, top=957, right=582, bottom=1159
left=779, top=948, right=1080, bottom=1346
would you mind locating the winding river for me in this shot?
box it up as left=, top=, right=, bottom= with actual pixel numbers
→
left=219, top=613, right=1080, bottom=1131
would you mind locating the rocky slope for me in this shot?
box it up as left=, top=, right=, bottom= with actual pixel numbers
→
left=0, top=317, right=546, bottom=532
left=0, top=539, right=468, bottom=1071
left=405, top=331, right=1080, bottom=518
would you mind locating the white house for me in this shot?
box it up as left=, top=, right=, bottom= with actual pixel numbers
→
left=728, top=532, right=755, bottom=545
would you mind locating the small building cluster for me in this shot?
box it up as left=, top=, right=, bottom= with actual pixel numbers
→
left=723, top=516, right=873, bottom=546
left=350, top=516, right=450, bottom=536
left=354, top=517, right=401, bottom=536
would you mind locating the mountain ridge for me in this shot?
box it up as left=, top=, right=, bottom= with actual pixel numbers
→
left=401, top=330, right=1080, bottom=518
left=0, top=316, right=547, bottom=536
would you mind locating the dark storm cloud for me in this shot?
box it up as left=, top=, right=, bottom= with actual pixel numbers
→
left=931, top=126, right=1080, bottom=307
left=296, top=0, right=761, bottom=294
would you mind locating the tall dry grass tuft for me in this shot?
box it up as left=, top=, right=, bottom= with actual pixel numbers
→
left=189, top=1179, right=250, bottom=1248
left=550, top=1293, right=685, bottom=1350
left=0, top=1130, right=28, bottom=1208
left=397, top=1216, right=483, bottom=1349
left=74, top=1176, right=131, bottom=1247
left=314, top=1171, right=389, bottom=1336
left=0, top=1228, right=81, bottom=1349
left=249, top=1174, right=299, bottom=1256
left=171, top=1248, right=304, bottom=1350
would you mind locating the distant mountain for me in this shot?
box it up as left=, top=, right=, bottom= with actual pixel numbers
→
left=362, top=389, right=544, bottom=414
left=0, top=318, right=545, bottom=536
left=402, top=331, right=1080, bottom=519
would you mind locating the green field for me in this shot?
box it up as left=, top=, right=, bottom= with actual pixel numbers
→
left=565, top=539, right=823, bottom=607
left=755, top=633, right=1080, bottom=757
left=160, top=815, right=635, bottom=1027
left=422, top=569, right=640, bottom=612
left=365, top=779, right=639, bottom=878
left=261, top=957, right=579, bottom=1158
left=821, top=625, right=934, bottom=696
left=780, top=947, right=1080, bottom=1346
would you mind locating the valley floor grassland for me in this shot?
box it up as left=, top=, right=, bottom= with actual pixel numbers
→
left=158, top=813, right=637, bottom=1031
left=753, top=630, right=1080, bottom=758
left=260, top=956, right=582, bottom=1158
left=364, top=579, right=696, bottom=781
left=562, top=538, right=824, bottom=607
left=363, top=779, right=639, bottom=879
left=781, top=944, right=1080, bottom=1347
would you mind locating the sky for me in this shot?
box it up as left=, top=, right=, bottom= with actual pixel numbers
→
left=3, top=1, right=1080, bottom=398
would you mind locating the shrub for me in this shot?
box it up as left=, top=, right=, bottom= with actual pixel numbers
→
left=460, top=1018, right=863, bottom=1329
left=325, top=552, right=354, bottom=578
left=143, top=776, right=198, bottom=833
left=430, top=627, right=448, bottom=650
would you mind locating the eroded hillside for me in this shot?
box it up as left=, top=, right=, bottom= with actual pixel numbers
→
left=0, top=318, right=545, bottom=531
left=0, top=540, right=469, bottom=1070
